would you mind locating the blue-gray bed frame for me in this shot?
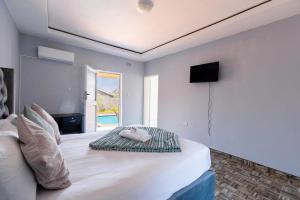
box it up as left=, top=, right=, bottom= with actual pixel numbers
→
left=168, top=170, right=216, bottom=200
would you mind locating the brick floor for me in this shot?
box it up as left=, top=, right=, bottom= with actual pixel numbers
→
left=211, top=150, right=300, bottom=200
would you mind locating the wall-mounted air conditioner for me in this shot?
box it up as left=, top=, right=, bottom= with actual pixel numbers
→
left=37, top=46, right=75, bottom=64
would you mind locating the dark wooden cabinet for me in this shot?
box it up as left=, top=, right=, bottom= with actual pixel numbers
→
left=52, top=113, right=83, bottom=134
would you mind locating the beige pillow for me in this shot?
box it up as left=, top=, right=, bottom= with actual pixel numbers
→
left=17, top=115, right=71, bottom=189
left=31, top=103, right=62, bottom=144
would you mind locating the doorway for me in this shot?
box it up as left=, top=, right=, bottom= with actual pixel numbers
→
left=96, top=71, right=122, bottom=129
left=144, top=75, right=158, bottom=127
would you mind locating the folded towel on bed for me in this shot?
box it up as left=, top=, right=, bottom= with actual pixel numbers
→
left=89, top=127, right=181, bottom=153
left=119, top=128, right=152, bottom=142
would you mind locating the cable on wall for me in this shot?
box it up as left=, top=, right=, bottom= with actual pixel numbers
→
left=208, top=82, right=212, bottom=137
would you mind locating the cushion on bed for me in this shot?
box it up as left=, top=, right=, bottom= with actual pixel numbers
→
left=0, top=131, right=37, bottom=200
left=24, top=105, right=56, bottom=142
left=0, top=117, right=18, bottom=136
left=17, top=115, right=71, bottom=189
left=32, top=103, right=61, bottom=144
left=7, top=113, right=18, bottom=126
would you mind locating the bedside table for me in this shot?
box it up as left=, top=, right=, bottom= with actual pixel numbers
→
left=51, top=113, right=83, bottom=134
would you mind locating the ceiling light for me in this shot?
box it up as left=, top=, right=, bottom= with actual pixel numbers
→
left=137, top=0, right=154, bottom=13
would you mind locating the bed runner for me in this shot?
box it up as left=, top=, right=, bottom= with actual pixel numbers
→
left=89, top=127, right=181, bottom=152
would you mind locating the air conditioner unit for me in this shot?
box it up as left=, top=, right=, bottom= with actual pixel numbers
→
left=37, top=46, right=75, bottom=64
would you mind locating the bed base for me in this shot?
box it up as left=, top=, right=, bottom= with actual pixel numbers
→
left=168, top=170, right=216, bottom=200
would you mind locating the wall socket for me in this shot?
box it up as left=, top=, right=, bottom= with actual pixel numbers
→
left=183, top=122, right=189, bottom=127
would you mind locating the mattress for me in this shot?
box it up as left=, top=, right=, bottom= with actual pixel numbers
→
left=37, top=131, right=211, bottom=200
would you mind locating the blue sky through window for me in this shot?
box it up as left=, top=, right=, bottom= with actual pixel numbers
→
left=97, top=76, right=120, bottom=93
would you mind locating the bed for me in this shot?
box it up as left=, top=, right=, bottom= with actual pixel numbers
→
left=37, top=131, right=215, bottom=200
left=0, top=67, right=215, bottom=200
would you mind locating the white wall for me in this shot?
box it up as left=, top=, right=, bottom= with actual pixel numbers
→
left=145, top=15, right=300, bottom=177
left=0, top=0, right=19, bottom=112
left=19, top=34, right=144, bottom=126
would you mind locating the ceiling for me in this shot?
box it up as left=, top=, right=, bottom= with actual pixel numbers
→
left=4, top=0, right=300, bottom=62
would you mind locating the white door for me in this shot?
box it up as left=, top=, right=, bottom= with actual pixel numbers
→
left=84, top=65, right=97, bottom=132
left=144, top=75, right=158, bottom=127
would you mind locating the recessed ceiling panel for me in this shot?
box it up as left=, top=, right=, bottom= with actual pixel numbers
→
left=48, top=0, right=267, bottom=53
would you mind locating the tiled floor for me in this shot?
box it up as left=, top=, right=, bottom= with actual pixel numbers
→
left=211, top=150, right=300, bottom=200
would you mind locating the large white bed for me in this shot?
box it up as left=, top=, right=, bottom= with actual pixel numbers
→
left=37, top=131, right=211, bottom=200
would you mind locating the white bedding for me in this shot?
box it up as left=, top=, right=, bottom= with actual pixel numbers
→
left=37, top=131, right=211, bottom=200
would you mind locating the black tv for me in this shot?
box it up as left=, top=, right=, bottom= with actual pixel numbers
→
left=190, top=62, right=219, bottom=83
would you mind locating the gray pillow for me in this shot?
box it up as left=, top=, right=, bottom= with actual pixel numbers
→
left=31, top=103, right=62, bottom=144
left=24, top=105, right=56, bottom=141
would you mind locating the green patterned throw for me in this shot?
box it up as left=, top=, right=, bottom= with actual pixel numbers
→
left=89, top=127, right=181, bottom=153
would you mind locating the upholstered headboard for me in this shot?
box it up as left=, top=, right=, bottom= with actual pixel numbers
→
left=0, top=68, right=14, bottom=119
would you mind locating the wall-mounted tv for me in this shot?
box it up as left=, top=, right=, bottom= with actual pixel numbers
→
left=190, top=62, right=219, bottom=83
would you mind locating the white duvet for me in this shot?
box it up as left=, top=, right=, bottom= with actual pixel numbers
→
left=37, top=131, right=211, bottom=200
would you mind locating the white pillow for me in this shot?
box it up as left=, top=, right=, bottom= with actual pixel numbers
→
left=0, top=131, right=37, bottom=200
left=7, top=113, right=17, bottom=126
left=125, top=124, right=144, bottom=127
left=0, top=117, right=18, bottom=136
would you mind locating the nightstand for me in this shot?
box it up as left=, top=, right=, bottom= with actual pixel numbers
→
left=52, top=113, right=83, bottom=134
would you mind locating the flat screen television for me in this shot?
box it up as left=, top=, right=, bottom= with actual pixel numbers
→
left=190, top=62, right=219, bottom=83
